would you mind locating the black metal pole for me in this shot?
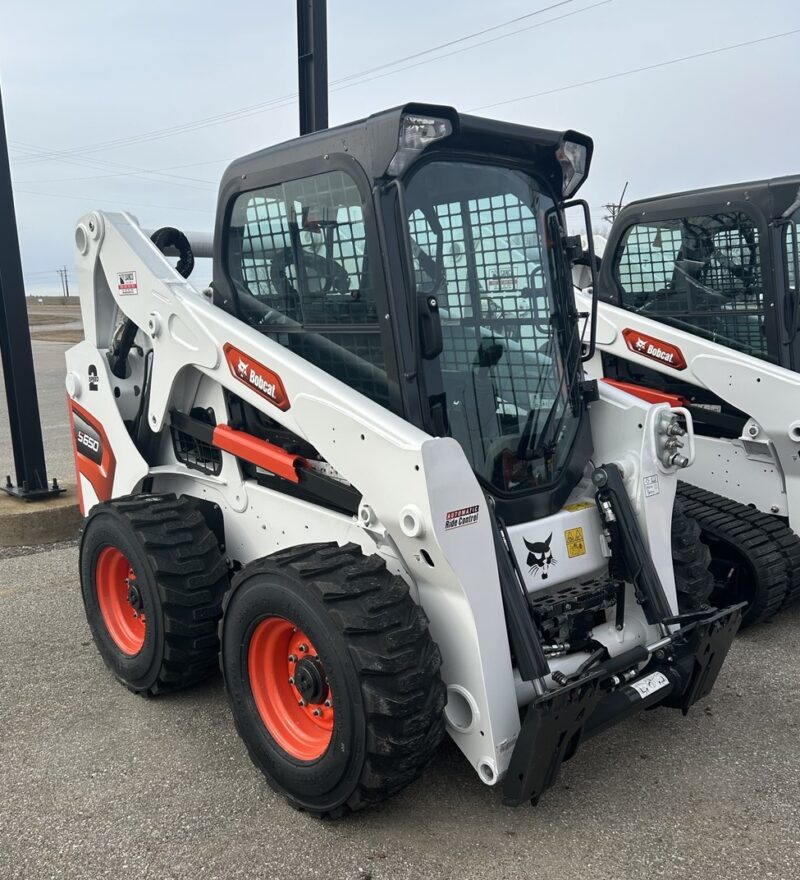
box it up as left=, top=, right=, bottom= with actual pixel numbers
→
left=0, top=80, right=59, bottom=499
left=297, top=0, right=328, bottom=135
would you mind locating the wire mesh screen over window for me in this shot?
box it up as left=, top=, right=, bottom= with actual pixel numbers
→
left=227, top=170, right=389, bottom=407
left=615, top=212, right=768, bottom=359
left=405, top=161, right=582, bottom=495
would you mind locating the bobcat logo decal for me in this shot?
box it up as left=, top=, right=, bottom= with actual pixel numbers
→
left=523, top=533, right=556, bottom=580
left=237, top=357, right=249, bottom=378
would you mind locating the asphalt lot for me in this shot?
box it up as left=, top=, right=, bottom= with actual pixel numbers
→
left=2, top=544, right=799, bottom=880
left=1, top=315, right=800, bottom=880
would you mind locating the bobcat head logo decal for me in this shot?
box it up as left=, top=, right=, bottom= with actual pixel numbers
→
left=237, top=357, right=249, bottom=378
left=523, top=533, right=556, bottom=580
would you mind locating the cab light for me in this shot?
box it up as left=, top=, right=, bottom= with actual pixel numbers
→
left=387, top=115, right=453, bottom=176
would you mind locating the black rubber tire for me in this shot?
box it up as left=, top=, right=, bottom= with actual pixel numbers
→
left=671, top=498, right=714, bottom=611
left=677, top=483, right=788, bottom=627
left=220, top=542, right=446, bottom=818
left=80, top=494, right=229, bottom=695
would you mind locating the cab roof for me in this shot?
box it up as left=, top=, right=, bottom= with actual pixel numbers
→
left=219, top=102, right=593, bottom=198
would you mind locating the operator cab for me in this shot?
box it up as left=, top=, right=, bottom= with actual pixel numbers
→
left=595, top=174, right=800, bottom=437
left=212, top=104, right=595, bottom=523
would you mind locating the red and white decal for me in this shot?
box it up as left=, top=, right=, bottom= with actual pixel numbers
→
left=445, top=505, right=480, bottom=531
left=223, top=343, right=290, bottom=410
left=117, top=271, right=138, bottom=296
left=67, top=398, right=116, bottom=514
left=622, top=328, right=687, bottom=371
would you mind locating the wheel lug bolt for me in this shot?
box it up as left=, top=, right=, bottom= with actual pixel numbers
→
left=299, top=644, right=308, bottom=653
left=298, top=699, right=306, bottom=707
left=288, top=677, right=295, bottom=684
left=324, top=699, right=331, bottom=708
left=288, top=654, right=297, bottom=662
left=313, top=708, right=322, bottom=717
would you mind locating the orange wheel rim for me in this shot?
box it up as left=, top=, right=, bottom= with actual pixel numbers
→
left=95, top=546, right=146, bottom=656
left=248, top=617, right=334, bottom=761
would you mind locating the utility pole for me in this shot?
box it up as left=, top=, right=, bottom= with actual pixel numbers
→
left=0, top=79, right=60, bottom=499
left=602, top=181, right=629, bottom=226
left=57, top=266, right=70, bottom=302
left=297, top=0, right=328, bottom=136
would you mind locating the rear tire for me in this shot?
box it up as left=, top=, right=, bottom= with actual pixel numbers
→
left=677, top=483, right=788, bottom=627
left=671, top=499, right=714, bottom=611
left=80, top=494, right=229, bottom=695
left=220, top=542, right=446, bottom=818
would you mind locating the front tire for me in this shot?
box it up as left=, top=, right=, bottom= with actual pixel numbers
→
left=220, top=543, right=446, bottom=818
left=80, top=494, right=229, bottom=695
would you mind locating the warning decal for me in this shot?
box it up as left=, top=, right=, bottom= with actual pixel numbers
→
left=643, top=474, right=660, bottom=497
left=117, top=271, right=138, bottom=296
left=564, top=500, right=593, bottom=513
left=564, top=527, right=586, bottom=558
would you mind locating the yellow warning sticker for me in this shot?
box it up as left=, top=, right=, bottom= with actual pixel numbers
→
left=564, top=527, right=586, bottom=558
left=564, top=501, right=593, bottom=512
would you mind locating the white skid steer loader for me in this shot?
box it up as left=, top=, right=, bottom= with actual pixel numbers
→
left=575, top=174, right=800, bottom=627
left=66, top=104, right=742, bottom=816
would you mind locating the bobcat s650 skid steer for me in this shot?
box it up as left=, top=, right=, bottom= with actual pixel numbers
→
left=574, top=175, right=800, bottom=627
left=66, top=104, right=742, bottom=816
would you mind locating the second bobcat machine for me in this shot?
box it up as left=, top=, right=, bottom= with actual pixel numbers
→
left=66, top=104, right=741, bottom=816
left=575, top=175, right=800, bottom=627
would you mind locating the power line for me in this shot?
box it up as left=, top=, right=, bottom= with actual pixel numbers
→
left=320, top=0, right=615, bottom=97
left=15, top=188, right=214, bottom=214
left=11, top=0, right=604, bottom=166
left=9, top=140, right=217, bottom=190
left=332, top=0, right=577, bottom=85
left=468, top=27, right=800, bottom=112
left=13, top=156, right=230, bottom=187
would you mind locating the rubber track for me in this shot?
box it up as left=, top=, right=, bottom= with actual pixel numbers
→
left=109, top=494, right=229, bottom=694
left=671, top=497, right=715, bottom=610
left=677, top=483, right=797, bottom=625
left=229, top=543, right=446, bottom=818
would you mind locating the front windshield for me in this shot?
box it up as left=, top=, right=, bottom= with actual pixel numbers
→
left=404, top=160, right=582, bottom=495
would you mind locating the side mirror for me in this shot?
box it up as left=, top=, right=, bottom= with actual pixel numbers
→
left=561, top=199, right=598, bottom=361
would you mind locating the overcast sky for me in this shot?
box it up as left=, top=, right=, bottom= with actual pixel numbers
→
left=2, top=0, right=798, bottom=296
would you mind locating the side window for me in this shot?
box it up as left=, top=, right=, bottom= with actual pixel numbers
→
left=408, top=193, right=548, bottom=344
left=227, top=170, right=389, bottom=407
left=615, top=212, right=768, bottom=359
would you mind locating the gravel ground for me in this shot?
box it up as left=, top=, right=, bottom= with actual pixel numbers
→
left=1, top=542, right=799, bottom=880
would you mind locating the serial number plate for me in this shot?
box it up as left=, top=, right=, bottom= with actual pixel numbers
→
left=630, top=671, right=670, bottom=699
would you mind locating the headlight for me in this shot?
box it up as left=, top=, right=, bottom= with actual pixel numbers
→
left=387, top=114, right=452, bottom=176
left=556, top=140, right=587, bottom=198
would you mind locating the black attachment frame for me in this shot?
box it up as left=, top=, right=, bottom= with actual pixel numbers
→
left=502, top=602, right=742, bottom=806
left=488, top=503, right=549, bottom=682
left=593, top=463, right=673, bottom=625
left=296, top=0, right=328, bottom=136
left=0, top=82, right=61, bottom=500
